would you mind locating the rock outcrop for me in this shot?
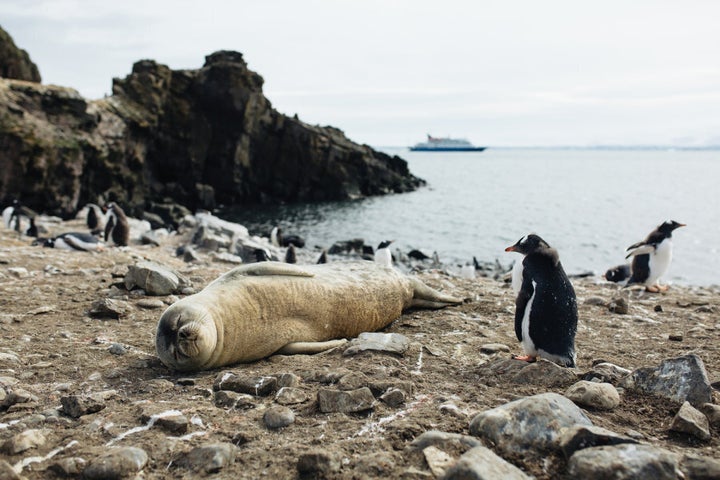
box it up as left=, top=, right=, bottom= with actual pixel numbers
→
left=0, top=26, right=41, bottom=82
left=0, top=48, right=423, bottom=222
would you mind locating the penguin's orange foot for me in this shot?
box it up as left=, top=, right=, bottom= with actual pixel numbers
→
left=512, top=354, right=537, bottom=363
left=645, top=285, right=661, bottom=293
left=657, top=284, right=669, bottom=292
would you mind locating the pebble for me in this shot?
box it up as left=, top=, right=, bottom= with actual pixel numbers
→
left=0, top=428, right=47, bottom=454
left=108, top=343, right=128, bottom=355
left=60, top=394, right=107, bottom=418
left=263, top=406, right=295, bottom=429
left=443, top=445, right=532, bottom=480
left=88, top=298, right=132, bottom=319
left=214, top=390, right=257, bottom=410
left=423, top=446, right=454, bottom=477
left=277, top=372, right=301, bottom=388
left=275, top=387, right=308, bottom=405
left=297, top=450, right=341, bottom=477
left=83, top=447, right=149, bottom=480
left=177, top=442, right=236, bottom=474
left=480, top=343, right=510, bottom=354
left=343, top=332, right=410, bottom=356
left=317, top=387, right=375, bottom=413
left=409, top=430, right=483, bottom=451
left=213, top=372, right=277, bottom=396
left=699, top=403, right=720, bottom=428
left=379, top=388, right=406, bottom=408
left=124, top=261, right=190, bottom=296
left=49, top=457, right=87, bottom=477
left=469, top=392, right=592, bottom=456
left=558, top=425, right=639, bottom=459
left=621, top=354, right=712, bottom=406
left=565, top=381, right=620, bottom=410
left=7, top=267, right=29, bottom=278
left=136, top=298, right=166, bottom=309
left=670, top=401, right=711, bottom=440
left=511, top=360, right=578, bottom=387
left=582, top=362, right=631, bottom=385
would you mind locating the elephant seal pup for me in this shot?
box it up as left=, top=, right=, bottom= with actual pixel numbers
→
left=156, top=261, right=462, bottom=371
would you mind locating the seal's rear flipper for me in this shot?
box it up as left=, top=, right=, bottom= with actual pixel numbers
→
left=408, top=277, right=462, bottom=309
left=277, top=339, right=348, bottom=355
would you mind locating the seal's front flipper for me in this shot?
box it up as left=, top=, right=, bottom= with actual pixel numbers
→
left=408, top=277, right=462, bottom=309
left=276, top=339, right=348, bottom=355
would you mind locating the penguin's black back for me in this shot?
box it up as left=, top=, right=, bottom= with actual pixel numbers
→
left=627, top=254, right=650, bottom=285
left=516, top=248, right=578, bottom=364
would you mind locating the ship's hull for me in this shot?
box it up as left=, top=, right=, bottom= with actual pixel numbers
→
left=409, top=146, right=487, bottom=152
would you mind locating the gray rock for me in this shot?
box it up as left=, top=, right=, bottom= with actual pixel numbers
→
left=476, top=358, right=536, bottom=378
left=423, top=446, right=455, bottom=478
left=7, top=267, right=29, bottom=278
left=567, top=444, right=679, bottom=480
left=83, top=447, right=149, bottom=480
left=135, top=298, right=165, bottom=309
left=336, top=371, right=370, bottom=390
left=297, top=450, right=341, bottom=477
left=479, top=343, right=510, bottom=354
left=584, top=296, right=607, bottom=306
left=210, top=251, right=244, bottom=264
left=277, top=373, right=301, bottom=388
left=558, top=424, right=639, bottom=458
left=608, top=296, right=629, bottom=314
left=263, top=406, right=295, bottom=429
left=275, top=387, right=308, bottom=405
left=213, top=372, right=277, bottom=396
left=469, top=392, right=592, bottom=456
left=181, top=245, right=200, bottom=262
left=441, top=445, right=532, bottom=480
left=317, top=387, right=375, bottom=413
left=1, top=388, right=38, bottom=409
left=368, top=380, right=414, bottom=397
left=670, top=401, right=711, bottom=440
left=213, top=390, right=257, bottom=410
left=620, top=354, right=712, bottom=406
left=108, top=343, right=128, bottom=355
left=511, top=359, right=578, bottom=387
left=351, top=452, right=397, bottom=477
left=379, top=388, right=406, bottom=407
left=140, top=408, right=190, bottom=435
left=409, top=430, right=483, bottom=451
left=0, top=461, right=21, bottom=480
left=48, top=457, right=87, bottom=476
left=177, top=442, right=236, bottom=474
left=582, top=362, right=632, bottom=384
left=565, top=381, right=620, bottom=410
left=343, top=332, right=410, bottom=356
left=680, top=454, right=720, bottom=480
left=0, top=428, right=47, bottom=454
left=88, top=298, right=133, bottom=319
left=699, top=403, right=720, bottom=428
left=60, top=394, right=106, bottom=418
left=124, top=261, right=190, bottom=296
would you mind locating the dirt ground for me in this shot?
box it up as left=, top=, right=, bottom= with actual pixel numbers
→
left=0, top=224, right=718, bottom=479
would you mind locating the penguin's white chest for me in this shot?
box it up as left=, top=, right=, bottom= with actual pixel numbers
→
left=511, top=260, right=523, bottom=295
left=374, top=248, right=392, bottom=268
left=648, top=238, right=673, bottom=284
left=521, top=280, right=537, bottom=355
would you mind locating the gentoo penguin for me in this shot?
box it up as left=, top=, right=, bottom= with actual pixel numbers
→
left=460, top=262, right=476, bottom=279
left=85, top=203, right=105, bottom=235
left=285, top=244, right=297, bottom=264
left=505, top=234, right=578, bottom=367
left=316, top=249, right=328, bottom=264
left=3, top=200, right=37, bottom=235
left=374, top=240, right=394, bottom=267
left=603, top=264, right=631, bottom=284
left=254, top=248, right=271, bottom=262
left=104, top=202, right=130, bottom=246
left=40, top=232, right=104, bottom=252
left=271, top=226, right=306, bottom=248
left=625, top=220, right=685, bottom=292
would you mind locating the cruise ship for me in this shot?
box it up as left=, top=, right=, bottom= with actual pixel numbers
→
left=410, top=134, right=486, bottom=152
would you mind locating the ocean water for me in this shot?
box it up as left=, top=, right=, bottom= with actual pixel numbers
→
left=221, top=147, right=720, bottom=286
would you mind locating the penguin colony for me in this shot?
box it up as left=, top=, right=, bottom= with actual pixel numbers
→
left=3, top=198, right=687, bottom=368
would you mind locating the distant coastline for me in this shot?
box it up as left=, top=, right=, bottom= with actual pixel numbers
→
left=377, top=145, right=720, bottom=151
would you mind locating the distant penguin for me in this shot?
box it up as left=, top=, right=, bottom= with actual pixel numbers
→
left=505, top=234, right=578, bottom=367
left=42, top=232, right=104, bottom=252
left=316, top=249, right=328, bottom=264
left=374, top=240, right=394, bottom=267
left=26, top=217, right=38, bottom=238
left=624, top=220, right=685, bottom=292
left=408, top=249, right=430, bottom=261
left=603, top=264, right=631, bottom=284
left=104, top=202, right=130, bottom=246
left=271, top=226, right=306, bottom=248
left=285, top=244, right=297, bottom=264
left=85, top=203, right=105, bottom=235
left=460, top=263, right=476, bottom=279
left=3, top=200, right=36, bottom=235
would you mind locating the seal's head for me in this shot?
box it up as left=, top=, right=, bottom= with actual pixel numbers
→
left=155, top=302, right=217, bottom=371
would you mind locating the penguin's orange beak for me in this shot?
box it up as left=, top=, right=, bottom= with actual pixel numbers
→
left=505, top=246, right=516, bottom=252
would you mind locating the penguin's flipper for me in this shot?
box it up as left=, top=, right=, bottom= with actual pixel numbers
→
left=514, top=275, right=534, bottom=342
left=625, top=243, right=655, bottom=259
left=104, top=215, right=115, bottom=242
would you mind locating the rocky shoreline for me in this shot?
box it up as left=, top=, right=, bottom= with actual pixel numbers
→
left=0, top=214, right=719, bottom=479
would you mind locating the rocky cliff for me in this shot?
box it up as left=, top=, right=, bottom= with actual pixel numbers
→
left=0, top=26, right=41, bottom=82
left=0, top=38, right=423, bottom=223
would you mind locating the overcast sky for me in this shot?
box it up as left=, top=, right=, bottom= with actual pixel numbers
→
left=2, top=0, right=719, bottom=147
